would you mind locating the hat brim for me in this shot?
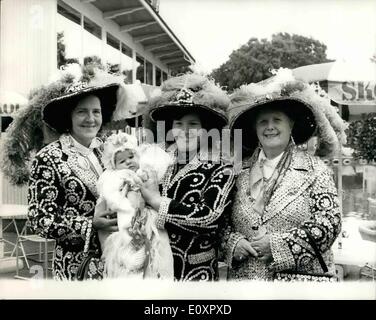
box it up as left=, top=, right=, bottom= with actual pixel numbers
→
left=42, top=83, right=119, bottom=133
left=149, top=104, right=228, bottom=130
left=230, top=97, right=317, bottom=152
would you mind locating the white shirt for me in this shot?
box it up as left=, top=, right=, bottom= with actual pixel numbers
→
left=258, top=149, right=284, bottom=180
left=69, top=135, right=103, bottom=177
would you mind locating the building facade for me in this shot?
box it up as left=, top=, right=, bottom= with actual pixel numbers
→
left=0, top=0, right=195, bottom=206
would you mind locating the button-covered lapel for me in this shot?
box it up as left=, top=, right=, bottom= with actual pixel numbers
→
left=262, top=150, right=315, bottom=224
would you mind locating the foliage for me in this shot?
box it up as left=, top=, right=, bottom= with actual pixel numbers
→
left=57, top=32, right=79, bottom=67
left=211, top=32, right=332, bottom=91
left=57, top=33, right=130, bottom=81
left=171, top=65, right=191, bottom=76
left=347, top=114, right=376, bottom=161
left=84, top=55, right=104, bottom=68
left=57, top=32, right=67, bottom=68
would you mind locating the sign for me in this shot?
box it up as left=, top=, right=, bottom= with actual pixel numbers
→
left=329, top=81, right=376, bottom=105
left=0, top=104, right=20, bottom=115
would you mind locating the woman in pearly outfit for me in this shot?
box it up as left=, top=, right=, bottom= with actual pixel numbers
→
left=27, top=68, right=132, bottom=280
left=141, top=73, right=236, bottom=281
left=224, top=69, right=346, bottom=281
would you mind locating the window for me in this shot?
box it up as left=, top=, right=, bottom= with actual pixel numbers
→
left=162, top=71, right=168, bottom=82
left=106, top=33, right=120, bottom=50
left=155, top=67, right=162, bottom=86
left=57, top=1, right=81, bottom=25
left=121, top=43, right=132, bottom=58
left=146, top=60, right=153, bottom=85
left=105, top=33, right=121, bottom=68
left=57, top=1, right=82, bottom=67
left=83, top=17, right=101, bottom=39
left=83, top=17, right=102, bottom=62
left=136, top=54, right=145, bottom=83
left=121, top=43, right=133, bottom=83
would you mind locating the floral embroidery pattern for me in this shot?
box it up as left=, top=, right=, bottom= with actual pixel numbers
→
left=159, top=151, right=235, bottom=281
left=28, top=136, right=101, bottom=280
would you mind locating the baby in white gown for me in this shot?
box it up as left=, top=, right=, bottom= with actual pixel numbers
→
left=95, top=132, right=174, bottom=279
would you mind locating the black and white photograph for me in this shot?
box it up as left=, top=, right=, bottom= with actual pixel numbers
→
left=0, top=0, right=375, bottom=303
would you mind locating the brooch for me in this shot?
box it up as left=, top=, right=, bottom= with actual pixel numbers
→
left=76, top=154, right=90, bottom=170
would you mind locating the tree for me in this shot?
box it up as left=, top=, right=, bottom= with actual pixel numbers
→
left=57, top=32, right=67, bottom=68
left=84, top=55, right=104, bottom=67
left=171, top=65, right=191, bottom=76
left=347, top=114, right=376, bottom=161
left=211, top=32, right=332, bottom=91
left=57, top=32, right=79, bottom=68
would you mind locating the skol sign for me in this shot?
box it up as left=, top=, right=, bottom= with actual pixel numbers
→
left=329, top=81, right=376, bottom=105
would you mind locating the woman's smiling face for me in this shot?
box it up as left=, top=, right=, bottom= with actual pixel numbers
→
left=172, top=113, right=203, bottom=153
left=255, top=108, right=294, bottom=157
left=71, top=95, right=102, bottom=147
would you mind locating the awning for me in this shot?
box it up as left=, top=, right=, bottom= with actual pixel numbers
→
left=292, top=62, right=334, bottom=83
left=84, top=0, right=195, bottom=70
left=293, top=60, right=376, bottom=106
left=0, top=90, right=28, bottom=116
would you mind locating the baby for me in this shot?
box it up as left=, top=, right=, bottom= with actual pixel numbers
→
left=96, top=132, right=174, bottom=279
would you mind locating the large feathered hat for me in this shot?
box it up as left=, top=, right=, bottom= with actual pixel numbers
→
left=229, top=68, right=348, bottom=157
left=148, top=73, right=230, bottom=130
left=0, top=64, right=140, bottom=185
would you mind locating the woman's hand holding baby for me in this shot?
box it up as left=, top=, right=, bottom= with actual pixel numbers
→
left=118, top=169, right=143, bottom=187
left=93, top=199, right=119, bottom=232
left=140, top=170, right=163, bottom=211
left=136, top=169, right=149, bottom=183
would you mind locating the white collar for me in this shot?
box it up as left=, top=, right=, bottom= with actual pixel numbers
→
left=258, top=149, right=284, bottom=165
left=69, top=135, right=102, bottom=155
left=258, top=149, right=284, bottom=179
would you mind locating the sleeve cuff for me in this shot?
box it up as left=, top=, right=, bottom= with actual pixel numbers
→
left=156, top=197, right=171, bottom=229
left=225, top=232, right=246, bottom=269
left=269, top=232, right=295, bottom=272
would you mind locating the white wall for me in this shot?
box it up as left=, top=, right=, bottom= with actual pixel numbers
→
left=0, top=0, right=57, bottom=97
left=0, top=0, right=170, bottom=98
